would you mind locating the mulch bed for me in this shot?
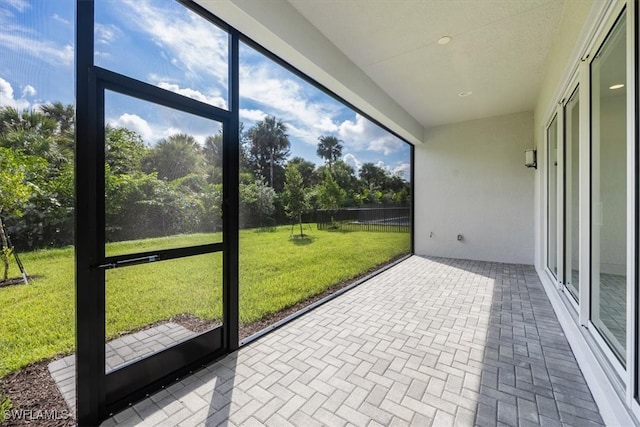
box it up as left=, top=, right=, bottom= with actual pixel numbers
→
left=0, top=276, right=42, bottom=289
left=0, top=358, right=75, bottom=427
left=0, top=255, right=406, bottom=426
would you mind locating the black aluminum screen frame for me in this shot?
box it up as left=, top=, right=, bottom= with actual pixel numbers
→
left=75, top=2, right=240, bottom=423
left=75, top=0, right=412, bottom=424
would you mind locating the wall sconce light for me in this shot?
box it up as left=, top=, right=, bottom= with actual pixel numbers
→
left=525, top=149, right=537, bottom=169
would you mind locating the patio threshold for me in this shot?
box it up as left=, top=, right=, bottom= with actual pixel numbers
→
left=95, top=256, right=604, bottom=426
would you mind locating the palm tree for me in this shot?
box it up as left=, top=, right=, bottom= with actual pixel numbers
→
left=246, top=116, right=290, bottom=187
left=40, top=102, right=74, bottom=134
left=202, top=133, right=223, bottom=169
left=316, top=135, right=343, bottom=172
left=0, top=106, right=61, bottom=163
left=41, top=102, right=75, bottom=159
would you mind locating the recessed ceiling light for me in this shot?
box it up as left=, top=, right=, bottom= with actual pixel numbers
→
left=609, top=83, right=625, bottom=90
left=438, top=36, right=452, bottom=45
left=458, top=90, right=473, bottom=97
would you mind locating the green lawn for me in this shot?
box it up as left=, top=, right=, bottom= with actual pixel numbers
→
left=0, top=226, right=409, bottom=377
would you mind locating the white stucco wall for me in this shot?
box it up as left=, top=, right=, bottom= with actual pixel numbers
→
left=414, top=111, right=534, bottom=264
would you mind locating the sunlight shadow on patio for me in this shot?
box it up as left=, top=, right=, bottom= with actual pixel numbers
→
left=98, top=256, right=604, bottom=426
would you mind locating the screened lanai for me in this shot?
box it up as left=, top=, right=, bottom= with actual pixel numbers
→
left=0, top=0, right=634, bottom=426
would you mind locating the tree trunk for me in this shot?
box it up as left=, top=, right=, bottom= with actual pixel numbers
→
left=269, top=150, right=274, bottom=187
left=0, top=216, right=9, bottom=281
left=299, top=214, right=303, bottom=237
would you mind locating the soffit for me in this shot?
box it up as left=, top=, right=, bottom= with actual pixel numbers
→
left=288, top=0, right=566, bottom=128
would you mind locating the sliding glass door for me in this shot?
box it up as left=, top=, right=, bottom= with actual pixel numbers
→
left=590, top=12, right=627, bottom=365
left=544, top=0, right=637, bottom=414
left=564, top=87, right=580, bottom=301
left=547, top=115, right=559, bottom=278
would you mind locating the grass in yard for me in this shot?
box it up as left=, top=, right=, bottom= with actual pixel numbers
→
left=0, top=392, right=11, bottom=423
left=239, top=227, right=409, bottom=323
left=0, top=226, right=409, bottom=377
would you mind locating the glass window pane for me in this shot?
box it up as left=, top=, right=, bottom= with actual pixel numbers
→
left=105, top=252, right=222, bottom=373
left=0, top=0, right=76, bottom=388
left=564, top=88, right=580, bottom=301
left=590, top=13, right=626, bottom=364
left=94, top=0, right=229, bottom=109
left=104, top=90, right=223, bottom=257
left=238, top=42, right=411, bottom=339
left=547, top=115, right=558, bottom=277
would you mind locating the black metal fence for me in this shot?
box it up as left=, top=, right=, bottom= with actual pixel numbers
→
left=313, top=206, right=410, bottom=233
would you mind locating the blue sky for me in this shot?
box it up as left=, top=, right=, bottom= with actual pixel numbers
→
left=0, top=0, right=410, bottom=180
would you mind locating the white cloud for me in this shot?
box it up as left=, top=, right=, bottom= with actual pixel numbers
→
left=109, top=113, right=215, bottom=146
left=373, top=160, right=410, bottom=181
left=0, top=0, right=73, bottom=67
left=0, top=1, right=26, bottom=33
left=158, top=127, right=209, bottom=146
left=163, top=126, right=182, bottom=137
left=121, top=0, right=229, bottom=86
left=285, top=123, right=317, bottom=145
left=370, top=137, right=403, bottom=155
left=52, top=13, right=71, bottom=26
left=2, top=0, right=29, bottom=12
left=0, top=77, right=31, bottom=109
left=95, top=23, right=121, bottom=45
left=393, top=162, right=411, bottom=180
left=61, top=44, right=74, bottom=64
left=343, top=153, right=362, bottom=172
left=239, top=108, right=267, bottom=122
left=338, top=114, right=403, bottom=155
left=21, top=84, right=36, bottom=97
left=376, top=160, right=390, bottom=173
left=239, top=63, right=339, bottom=145
left=110, top=113, right=153, bottom=142
left=0, top=32, right=73, bottom=66
left=156, top=82, right=226, bottom=109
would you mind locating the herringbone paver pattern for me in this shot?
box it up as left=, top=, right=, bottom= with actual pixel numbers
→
left=49, top=322, right=196, bottom=414
left=99, top=256, right=604, bottom=426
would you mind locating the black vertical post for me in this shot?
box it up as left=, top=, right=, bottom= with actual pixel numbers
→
left=223, top=30, right=240, bottom=352
left=75, top=0, right=105, bottom=425
left=410, top=144, right=415, bottom=254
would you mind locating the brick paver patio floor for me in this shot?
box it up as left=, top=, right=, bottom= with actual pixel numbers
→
left=97, top=256, right=604, bottom=426
left=49, top=322, right=197, bottom=414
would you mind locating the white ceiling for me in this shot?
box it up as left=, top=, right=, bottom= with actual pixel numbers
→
left=287, top=0, right=566, bottom=128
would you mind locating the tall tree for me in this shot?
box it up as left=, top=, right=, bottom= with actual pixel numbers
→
left=105, top=125, right=147, bottom=175
left=318, top=169, right=346, bottom=214
left=202, top=133, right=223, bottom=169
left=0, top=106, right=74, bottom=249
left=0, top=148, right=38, bottom=280
left=239, top=180, right=276, bottom=228
left=316, top=160, right=358, bottom=205
left=316, top=135, right=343, bottom=172
left=288, top=156, right=317, bottom=187
left=246, top=116, right=290, bottom=188
left=283, top=164, right=309, bottom=237
left=41, top=102, right=75, bottom=159
left=0, top=107, right=60, bottom=163
left=359, top=162, right=388, bottom=191
left=40, top=102, right=74, bottom=134
left=202, top=133, right=223, bottom=184
left=142, top=133, right=203, bottom=181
